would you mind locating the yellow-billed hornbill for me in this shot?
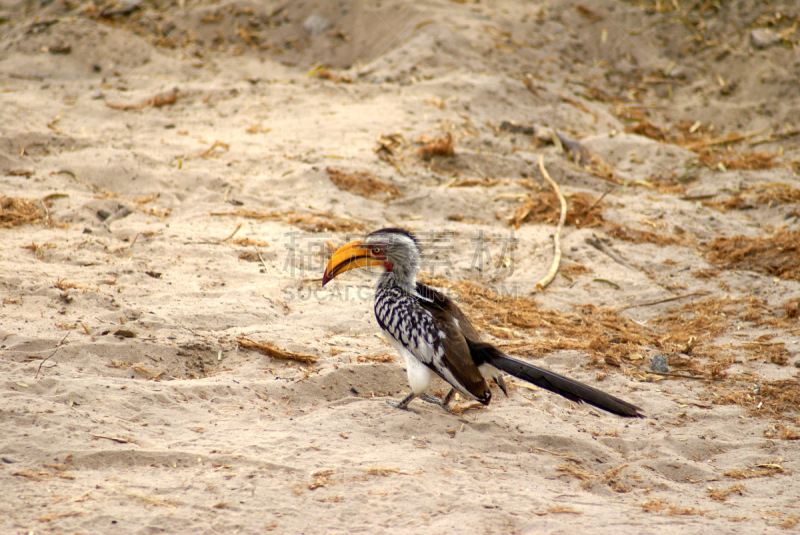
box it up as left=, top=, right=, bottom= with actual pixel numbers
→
left=322, top=228, right=643, bottom=418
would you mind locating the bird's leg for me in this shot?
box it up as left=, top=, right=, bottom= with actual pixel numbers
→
left=387, top=391, right=417, bottom=410
left=421, top=389, right=456, bottom=412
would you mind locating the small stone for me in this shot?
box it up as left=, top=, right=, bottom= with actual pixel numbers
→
left=303, top=14, right=330, bottom=36
left=750, top=29, right=780, bottom=49
left=49, top=42, right=71, bottom=54
left=650, top=354, right=669, bottom=373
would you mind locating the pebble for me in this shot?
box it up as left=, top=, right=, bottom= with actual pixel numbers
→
left=750, top=29, right=780, bottom=49
left=650, top=354, right=669, bottom=373
left=303, top=14, right=331, bottom=36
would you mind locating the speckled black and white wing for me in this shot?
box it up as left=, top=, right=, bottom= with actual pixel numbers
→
left=374, top=282, right=490, bottom=404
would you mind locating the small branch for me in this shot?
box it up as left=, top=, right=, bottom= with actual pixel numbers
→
left=126, top=232, right=141, bottom=250
left=222, top=222, right=243, bottom=242
left=40, top=198, right=51, bottom=226
left=35, top=332, right=70, bottom=378
left=92, top=435, right=139, bottom=445
left=646, top=371, right=725, bottom=382
left=744, top=128, right=800, bottom=148
left=101, top=205, right=133, bottom=229
left=237, top=338, right=318, bottom=364
left=257, top=252, right=271, bottom=275
left=585, top=235, right=637, bottom=271
left=534, top=154, right=565, bottom=292
left=683, top=129, right=766, bottom=151
left=621, top=292, right=709, bottom=310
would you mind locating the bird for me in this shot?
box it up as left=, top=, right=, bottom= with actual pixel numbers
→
left=322, top=228, right=643, bottom=418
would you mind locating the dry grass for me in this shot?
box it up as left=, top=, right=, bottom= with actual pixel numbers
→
left=557, top=460, right=633, bottom=493
left=691, top=268, right=720, bottom=279
left=211, top=209, right=365, bottom=233
left=641, top=499, right=668, bottom=512
left=714, top=380, right=800, bottom=419
left=606, top=224, right=684, bottom=246
left=508, top=192, right=604, bottom=229
left=556, top=460, right=595, bottom=482
left=326, top=167, right=401, bottom=201
left=355, top=354, right=395, bottom=363
left=448, top=401, right=485, bottom=415
left=785, top=298, right=800, bottom=319
left=650, top=296, right=741, bottom=346
left=623, top=110, right=783, bottom=174
left=231, top=237, right=270, bottom=247
left=1, top=196, right=47, bottom=228
left=698, top=150, right=777, bottom=171
left=667, top=506, right=706, bottom=516
left=703, top=183, right=800, bottom=212
left=708, top=483, right=744, bottom=501
left=764, top=424, right=800, bottom=441
left=626, top=120, right=665, bottom=141
left=779, top=516, right=800, bottom=530
left=364, top=467, right=402, bottom=477
left=561, top=263, right=592, bottom=277
left=506, top=191, right=685, bottom=248
left=724, top=463, right=785, bottom=479
left=706, top=229, right=800, bottom=282
left=417, top=133, right=455, bottom=160
left=536, top=505, right=582, bottom=515
left=106, top=88, right=179, bottom=110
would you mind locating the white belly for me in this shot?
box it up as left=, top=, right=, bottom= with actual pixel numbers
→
left=382, top=331, right=433, bottom=394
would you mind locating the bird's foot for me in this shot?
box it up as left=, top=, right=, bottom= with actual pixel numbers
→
left=421, top=393, right=444, bottom=405
left=421, top=391, right=454, bottom=413
left=386, top=399, right=410, bottom=411
left=386, top=392, right=416, bottom=411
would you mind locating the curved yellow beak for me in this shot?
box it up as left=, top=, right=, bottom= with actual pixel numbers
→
left=322, top=240, right=383, bottom=286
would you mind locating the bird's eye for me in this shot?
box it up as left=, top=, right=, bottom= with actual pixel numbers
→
left=372, top=246, right=382, bottom=254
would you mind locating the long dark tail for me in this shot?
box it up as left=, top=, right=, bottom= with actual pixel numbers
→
left=471, top=342, right=644, bottom=418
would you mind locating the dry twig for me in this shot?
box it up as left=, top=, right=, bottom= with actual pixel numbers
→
left=534, top=154, right=565, bottom=292
left=585, top=235, right=637, bottom=271
left=36, top=332, right=69, bottom=378
left=222, top=223, right=243, bottom=242
left=237, top=338, right=318, bottom=364
left=106, top=88, right=179, bottom=110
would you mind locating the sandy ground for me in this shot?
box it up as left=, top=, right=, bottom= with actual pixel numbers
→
left=2, top=0, right=800, bottom=533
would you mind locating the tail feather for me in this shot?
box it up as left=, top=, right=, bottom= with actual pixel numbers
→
left=471, top=342, right=644, bottom=418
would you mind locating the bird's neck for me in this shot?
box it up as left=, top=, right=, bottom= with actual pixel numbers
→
left=378, top=267, right=418, bottom=295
